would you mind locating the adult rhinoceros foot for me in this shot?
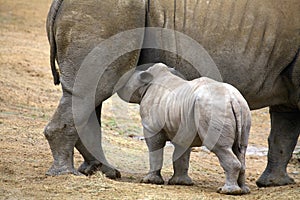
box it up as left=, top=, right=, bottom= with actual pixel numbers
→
left=46, top=164, right=82, bottom=176
left=78, top=161, right=121, bottom=179
left=256, top=172, right=295, bottom=187
left=99, top=164, right=121, bottom=179
left=256, top=107, right=300, bottom=187
left=168, top=174, right=194, bottom=186
left=78, top=160, right=101, bottom=176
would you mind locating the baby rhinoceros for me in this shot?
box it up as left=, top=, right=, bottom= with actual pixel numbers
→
left=117, top=63, right=251, bottom=195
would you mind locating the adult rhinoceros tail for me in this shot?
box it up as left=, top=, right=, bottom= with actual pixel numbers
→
left=50, top=41, right=59, bottom=85
left=46, top=0, right=64, bottom=85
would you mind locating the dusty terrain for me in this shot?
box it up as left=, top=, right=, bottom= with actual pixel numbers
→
left=0, top=0, right=299, bottom=199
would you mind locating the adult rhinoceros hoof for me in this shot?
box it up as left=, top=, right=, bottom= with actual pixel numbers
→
left=256, top=172, right=295, bottom=187
left=217, top=185, right=243, bottom=195
left=100, top=164, right=121, bottom=179
left=168, top=175, right=194, bottom=186
left=78, top=161, right=101, bottom=175
left=46, top=165, right=83, bottom=176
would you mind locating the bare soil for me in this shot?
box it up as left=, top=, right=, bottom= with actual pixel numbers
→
left=0, top=0, right=299, bottom=199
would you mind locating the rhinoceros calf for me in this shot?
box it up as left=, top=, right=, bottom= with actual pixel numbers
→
left=117, top=63, right=251, bottom=195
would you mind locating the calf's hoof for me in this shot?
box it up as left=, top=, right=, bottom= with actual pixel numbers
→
left=241, top=185, right=251, bottom=194
left=141, top=173, right=164, bottom=185
left=217, top=185, right=243, bottom=195
left=256, top=172, right=295, bottom=187
left=168, top=175, right=194, bottom=186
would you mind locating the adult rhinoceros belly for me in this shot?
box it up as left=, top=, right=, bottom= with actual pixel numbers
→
left=143, top=0, right=300, bottom=109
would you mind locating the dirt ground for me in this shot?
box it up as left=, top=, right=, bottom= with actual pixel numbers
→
left=0, top=0, right=299, bottom=199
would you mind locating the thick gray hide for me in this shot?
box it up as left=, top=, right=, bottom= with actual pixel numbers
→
left=45, top=0, right=300, bottom=187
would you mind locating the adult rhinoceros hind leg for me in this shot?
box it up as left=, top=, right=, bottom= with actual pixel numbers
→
left=76, top=143, right=121, bottom=179
left=44, top=95, right=81, bottom=176
left=76, top=138, right=121, bottom=179
left=76, top=104, right=121, bottom=179
left=44, top=96, right=121, bottom=178
left=256, top=106, right=300, bottom=187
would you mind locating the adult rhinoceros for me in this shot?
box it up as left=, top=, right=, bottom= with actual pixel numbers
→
left=44, top=0, right=300, bottom=187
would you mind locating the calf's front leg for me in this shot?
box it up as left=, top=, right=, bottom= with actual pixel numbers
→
left=168, top=144, right=193, bottom=185
left=141, top=129, right=167, bottom=185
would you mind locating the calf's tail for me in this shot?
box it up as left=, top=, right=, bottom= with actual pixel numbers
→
left=46, top=0, right=64, bottom=85
left=231, top=97, right=251, bottom=153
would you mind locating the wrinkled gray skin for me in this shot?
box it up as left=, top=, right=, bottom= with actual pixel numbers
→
left=117, top=63, right=252, bottom=195
left=45, top=0, right=300, bottom=187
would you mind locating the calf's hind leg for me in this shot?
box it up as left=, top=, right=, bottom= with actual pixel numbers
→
left=212, top=146, right=243, bottom=195
left=233, top=144, right=250, bottom=194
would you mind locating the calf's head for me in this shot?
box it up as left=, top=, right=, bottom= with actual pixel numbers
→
left=117, top=70, right=154, bottom=104
left=117, top=63, right=182, bottom=103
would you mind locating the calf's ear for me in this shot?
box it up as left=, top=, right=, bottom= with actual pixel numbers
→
left=138, top=72, right=153, bottom=84
left=169, top=68, right=186, bottom=79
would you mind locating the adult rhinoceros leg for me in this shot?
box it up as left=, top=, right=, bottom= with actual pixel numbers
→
left=76, top=104, right=121, bottom=179
left=44, top=94, right=80, bottom=176
left=45, top=46, right=142, bottom=177
left=256, top=106, right=300, bottom=187
left=45, top=97, right=120, bottom=177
